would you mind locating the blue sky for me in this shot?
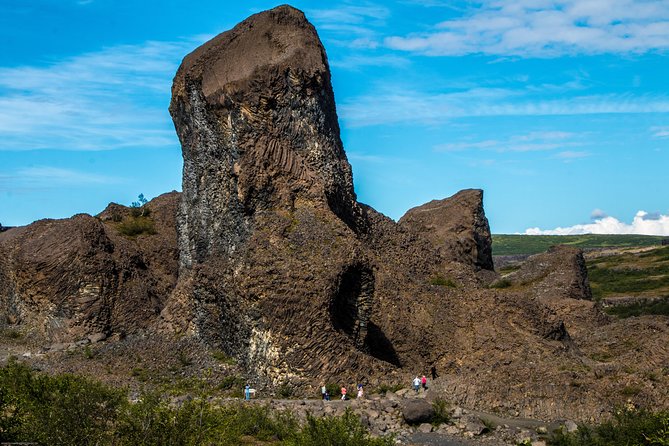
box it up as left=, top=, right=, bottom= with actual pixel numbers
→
left=1, top=0, right=668, bottom=235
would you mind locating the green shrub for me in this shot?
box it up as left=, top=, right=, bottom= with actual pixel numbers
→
left=117, top=216, right=156, bottom=237
left=374, top=383, right=403, bottom=395
left=325, top=382, right=341, bottom=398
left=430, top=275, right=457, bottom=287
left=490, top=278, right=512, bottom=289
left=548, top=408, right=669, bottom=446
left=177, top=350, right=193, bottom=367
left=287, top=408, right=394, bottom=446
left=278, top=382, right=294, bottom=398
left=0, top=328, right=22, bottom=340
left=0, top=360, right=125, bottom=446
left=431, top=398, right=450, bottom=426
left=211, top=350, right=236, bottom=364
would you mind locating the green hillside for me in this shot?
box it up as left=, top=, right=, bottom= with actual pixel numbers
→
left=492, top=234, right=666, bottom=256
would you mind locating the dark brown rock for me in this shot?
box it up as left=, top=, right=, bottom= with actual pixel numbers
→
left=402, top=399, right=435, bottom=424
left=399, top=189, right=493, bottom=271
left=504, top=245, right=592, bottom=300
left=0, top=192, right=180, bottom=341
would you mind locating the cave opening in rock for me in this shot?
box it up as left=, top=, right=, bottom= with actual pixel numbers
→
left=330, top=264, right=400, bottom=366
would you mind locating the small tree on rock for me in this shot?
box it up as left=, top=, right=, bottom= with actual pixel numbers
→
left=130, top=194, right=149, bottom=217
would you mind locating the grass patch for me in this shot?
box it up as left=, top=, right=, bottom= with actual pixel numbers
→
left=489, top=278, right=512, bottom=289
left=374, top=383, right=403, bottom=395
left=116, top=216, right=156, bottom=237
left=492, top=234, right=665, bottom=256
left=604, top=297, right=669, bottom=318
left=429, top=275, right=457, bottom=287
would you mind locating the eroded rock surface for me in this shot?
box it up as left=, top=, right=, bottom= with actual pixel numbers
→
left=400, top=189, right=493, bottom=271
left=0, top=192, right=179, bottom=342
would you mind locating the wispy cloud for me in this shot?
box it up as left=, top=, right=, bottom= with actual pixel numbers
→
left=435, top=130, right=582, bottom=153
left=385, top=0, right=669, bottom=57
left=525, top=210, right=669, bottom=235
left=308, top=4, right=390, bottom=29
left=340, top=86, right=669, bottom=127
left=554, top=150, right=590, bottom=160
left=0, top=166, right=125, bottom=191
left=307, top=3, right=400, bottom=69
left=330, top=54, right=409, bottom=69
left=0, top=38, right=204, bottom=151
left=651, top=126, right=669, bottom=138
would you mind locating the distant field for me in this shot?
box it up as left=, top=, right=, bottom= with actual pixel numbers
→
left=492, top=234, right=666, bottom=256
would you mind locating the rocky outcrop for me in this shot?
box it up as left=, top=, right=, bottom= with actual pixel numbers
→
left=399, top=189, right=493, bottom=271
left=167, top=5, right=389, bottom=387
left=503, top=245, right=592, bottom=300
left=0, top=192, right=179, bottom=341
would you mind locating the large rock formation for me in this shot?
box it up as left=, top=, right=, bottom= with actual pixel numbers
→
left=167, top=5, right=390, bottom=386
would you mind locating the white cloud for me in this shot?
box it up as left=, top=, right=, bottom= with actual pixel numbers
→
left=385, top=0, right=669, bottom=57
left=651, top=126, right=669, bottom=138
left=0, top=38, right=203, bottom=151
left=525, top=211, right=669, bottom=235
left=554, top=150, right=590, bottom=159
left=0, top=166, right=125, bottom=191
left=340, top=86, right=669, bottom=127
left=435, top=130, right=582, bottom=153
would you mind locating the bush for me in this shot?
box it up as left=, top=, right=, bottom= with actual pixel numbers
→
left=489, top=278, right=512, bottom=289
left=287, top=408, right=394, bottom=446
left=0, top=363, right=396, bottom=446
left=325, top=382, right=341, bottom=398
left=432, top=398, right=450, bottom=426
left=117, top=216, right=156, bottom=237
left=0, top=360, right=125, bottom=446
left=548, top=407, right=669, bottom=446
left=429, top=275, right=457, bottom=287
left=374, top=383, right=403, bottom=395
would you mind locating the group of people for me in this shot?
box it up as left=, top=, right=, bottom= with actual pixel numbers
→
left=320, top=384, right=364, bottom=401
left=412, top=375, right=428, bottom=393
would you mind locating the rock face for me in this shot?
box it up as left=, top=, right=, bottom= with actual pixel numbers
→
left=0, top=192, right=179, bottom=341
left=504, top=245, right=592, bottom=300
left=170, top=5, right=358, bottom=269
left=399, top=189, right=493, bottom=271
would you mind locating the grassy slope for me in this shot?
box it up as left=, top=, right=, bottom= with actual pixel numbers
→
left=588, top=245, right=669, bottom=301
left=492, top=234, right=666, bottom=256
left=492, top=234, right=669, bottom=317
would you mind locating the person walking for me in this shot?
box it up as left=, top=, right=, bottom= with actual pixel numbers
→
left=341, top=386, right=347, bottom=400
left=321, top=384, right=327, bottom=400
left=412, top=376, right=420, bottom=393
left=244, top=384, right=251, bottom=401
left=421, top=375, right=428, bottom=392
left=357, top=384, right=364, bottom=399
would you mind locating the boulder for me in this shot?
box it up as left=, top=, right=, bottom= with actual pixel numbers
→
left=401, top=399, right=434, bottom=424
